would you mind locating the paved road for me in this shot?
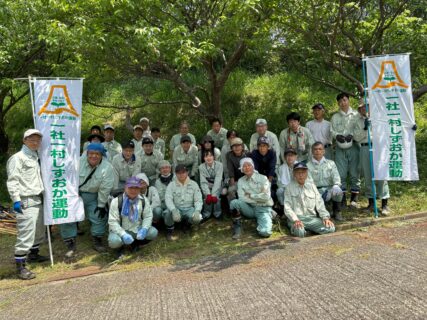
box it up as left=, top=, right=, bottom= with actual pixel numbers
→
left=1, top=220, right=426, bottom=320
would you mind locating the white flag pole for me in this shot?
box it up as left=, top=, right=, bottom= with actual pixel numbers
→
left=29, top=76, right=54, bottom=266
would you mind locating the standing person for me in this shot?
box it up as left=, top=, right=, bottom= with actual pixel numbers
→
left=135, top=173, right=162, bottom=224
left=306, top=103, right=333, bottom=160
left=221, top=129, right=238, bottom=171
left=207, top=118, right=228, bottom=149
left=169, top=121, right=197, bottom=158
left=199, top=150, right=224, bottom=221
left=284, top=162, right=336, bottom=237
left=172, top=135, right=199, bottom=180
left=151, top=127, right=166, bottom=157
left=225, top=137, right=249, bottom=201
left=82, top=125, right=102, bottom=151
left=330, top=92, right=361, bottom=208
left=249, top=136, right=277, bottom=182
left=102, top=124, right=122, bottom=162
left=7, top=129, right=47, bottom=280
left=111, top=140, right=142, bottom=189
left=276, top=148, right=297, bottom=207
left=131, top=125, right=144, bottom=157
left=140, top=137, right=164, bottom=186
left=279, top=112, right=314, bottom=163
left=199, top=135, right=221, bottom=164
left=154, top=160, right=175, bottom=239
left=353, top=103, right=390, bottom=215
left=125, top=108, right=151, bottom=137
left=229, top=158, right=274, bottom=240
left=249, top=118, right=281, bottom=164
left=306, top=142, right=344, bottom=221
left=108, top=176, right=158, bottom=258
left=165, top=165, right=203, bottom=240
left=60, top=143, right=115, bottom=257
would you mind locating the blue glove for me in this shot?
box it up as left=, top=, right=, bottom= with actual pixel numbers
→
left=13, top=201, right=22, bottom=214
left=136, top=227, right=148, bottom=240
left=122, top=233, right=134, bottom=245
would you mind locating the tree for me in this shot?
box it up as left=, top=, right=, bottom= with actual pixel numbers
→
left=275, top=0, right=427, bottom=101
left=72, top=0, right=276, bottom=120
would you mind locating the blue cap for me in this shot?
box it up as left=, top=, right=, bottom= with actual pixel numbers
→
left=87, top=142, right=106, bottom=156
left=125, top=176, right=142, bottom=188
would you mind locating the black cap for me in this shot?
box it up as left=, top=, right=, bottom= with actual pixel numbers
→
left=180, top=135, right=191, bottom=143
left=293, top=162, right=308, bottom=170
left=312, top=103, right=325, bottom=110
left=122, top=140, right=135, bottom=149
left=90, top=125, right=102, bottom=132
left=142, top=137, right=154, bottom=145
left=87, top=134, right=105, bottom=143
left=284, top=148, right=297, bottom=156
left=175, top=164, right=188, bottom=173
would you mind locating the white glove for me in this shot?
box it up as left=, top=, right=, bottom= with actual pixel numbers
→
left=331, top=185, right=343, bottom=196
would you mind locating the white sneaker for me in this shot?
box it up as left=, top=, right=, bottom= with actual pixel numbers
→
left=350, top=201, right=360, bottom=209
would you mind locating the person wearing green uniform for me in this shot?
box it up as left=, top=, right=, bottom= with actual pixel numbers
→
left=108, top=176, right=158, bottom=258
left=82, top=125, right=102, bottom=152
left=284, top=162, right=335, bottom=237
left=353, top=103, right=390, bottom=215
left=7, top=129, right=48, bottom=280
left=132, top=125, right=144, bottom=158
left=307, top=142, right=344, bottom=221
left=60, top=143, right=115, bottom=257
left=151, top=127, right=166, bottom=157
left=172, top=135, right=199, bottom=179
left=102, top=125, right=122, bottom=162
left=154, top=160, right=175, bottom=240
left=229, top=157, right=274, bottom=240
left=249, top=118, right=281, bottom=164
left=169, top=121, right=197, bottom=158
left=279, top=112, right=314, bottom=162
left=206, top=118, right=228, bottom=149
left=330, top=92, right=360, bottom=208
left=276, top=148, right=297, bottom=207
left=140, top=137, right=164, bottom=186
left=111, top=140, right=142, bottom=189
left=164, top=165, right=203, bottom=240
left=135, top=173, right=162, bottom=224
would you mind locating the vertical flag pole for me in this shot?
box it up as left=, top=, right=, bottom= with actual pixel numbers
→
left=361, top=57, right=379, bottom=218
left=29, top=76, right=54, bottom=266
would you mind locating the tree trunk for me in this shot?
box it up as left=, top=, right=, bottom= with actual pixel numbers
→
left=0, top=115, right=9, bottom=154
left=210, top=84, right=222, bottom=122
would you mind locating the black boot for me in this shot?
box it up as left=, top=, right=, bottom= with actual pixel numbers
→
left=166, top=227, right=177, bottom=241
left=64, top=238, right=76, bottom=259
left=381, top=199, right=390, bottom=216
left=332, top=201, right=344, bottom=222
left=16, top=259, right=35, bottom=280
left=350, top=192, right=360, bottom=209
left=93, top=236, right=107, bottom=253
left=232, top=217, right=242, bottom=240
left=364, top=198, right=374, bottom=213
left=27, top=246, right=49, bottom=263
left=341, top=193, right=347, bottom=208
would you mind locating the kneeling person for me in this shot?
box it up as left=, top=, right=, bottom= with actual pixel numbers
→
left=108, top=177, right=158, bottom=255
left=230, top=158, right=274, bottom=239
left=165, top=165, right=203, bottom=240
left=284, top=162, right=335, bottom=237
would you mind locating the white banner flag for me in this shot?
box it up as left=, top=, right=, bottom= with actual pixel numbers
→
left=33, top=79, right=85, bottom=225
left=365, top=54, right=419, bottom=181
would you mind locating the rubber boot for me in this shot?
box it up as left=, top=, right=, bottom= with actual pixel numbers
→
left=166, top=227, right=177, bottom=241
left=16, top=260, right=36, bottom=280
left=341, top=192, right=347, bottom=208
left=332, top=201, right=344, bottom=222
left=93, top=236, right=107, bottom=253
left=350, top=192, right=360, bottom=209
left=64, top=238, right=76, bottom=259
left=381, top=199, right=390, bottom=216
left=363, top=198, right=374, bottom=213
left=232, top=217, right=242, bottom=240
left=27, top=247, right=49, bottom=263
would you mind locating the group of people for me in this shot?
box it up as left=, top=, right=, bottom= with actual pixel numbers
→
left=7, top=92, right=391, bottom=280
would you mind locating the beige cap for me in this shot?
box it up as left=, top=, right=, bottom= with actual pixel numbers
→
left=230, top=137, right=243, bottom=147
left=24, top=129, right=43, bottom=139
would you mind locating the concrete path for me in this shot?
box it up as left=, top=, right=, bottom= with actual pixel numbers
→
left=1, top=220, right=426, bottom=320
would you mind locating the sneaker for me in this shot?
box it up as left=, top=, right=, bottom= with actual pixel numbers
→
left=349, top=201, right=360, bottom=209
left=381, top=205, right=390, bottom=216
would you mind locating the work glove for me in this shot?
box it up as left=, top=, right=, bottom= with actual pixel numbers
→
left=13, top=201, right=22, bottom=214
left=136, top=227, right=148, bottom=240
left=210, top=196, right=218, bottom=204
left=345, top=135, right=353, bottom=142
left=122, top=232, right=134, bottom=245
left=172, top=209, right=181, bottom=222
left=412, top=124, right=417, bottom=131
left=363, top=118, right=370, bottom=130
left=331, top=185, right=343, bottom=196
left=95, top=207, right=108, bottom=219
left=336, top=135, right=346, bottom=143
left=192, top=211, right=202, bottom=224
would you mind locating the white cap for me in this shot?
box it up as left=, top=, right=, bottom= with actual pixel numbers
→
left=239, top=157, right=254, bottom=172
left=23, top=129, right=43, bottom=139
left=104, top=124, right=115, bottom=130
left=255, top=118, right=267, bottom=126
left=139, top=117, right=149, bottom=123
left=135, top=173, right=149, bottom=186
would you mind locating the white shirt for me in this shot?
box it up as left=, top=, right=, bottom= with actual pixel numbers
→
left=306, top=119, right=332, bottom=145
